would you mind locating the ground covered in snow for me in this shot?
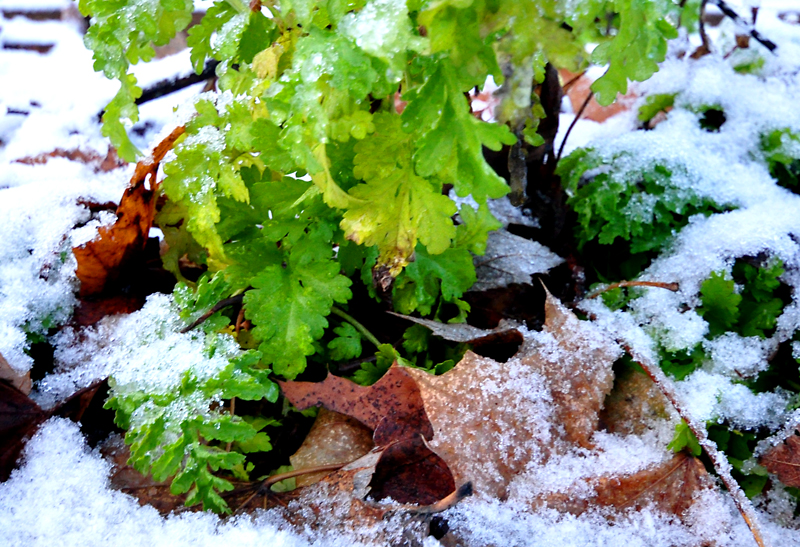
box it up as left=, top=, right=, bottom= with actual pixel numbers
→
left=4, top=1, right=800, bottom=546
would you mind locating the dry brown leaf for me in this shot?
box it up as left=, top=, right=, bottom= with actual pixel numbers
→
left=529, top=292, right=621, bottom=448
left=600, top=363, right=670, bottom=436
left=15, top=147, right=125, bottom=172
left=280, top=367, right=433, bottom=446
left=537, top=453, right=713, bottom=517
left=760, top=429, right=800, bottom=487
left=73, top=126, right=184, bottom=296
left=0, top=352, right=31, bottom=395
left=290, top=408, right=374, bottom=487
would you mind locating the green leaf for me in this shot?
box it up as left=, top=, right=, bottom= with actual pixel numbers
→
left=393, top=245, right=476, bottom=315
left=698, top=272, right=742, bottom=337
left=668, top=420, right=702, bottom=457
left=343, top=113, right=457, bottom=275
left=244, top=235, right=352, bottom=379
left=591, top=0, right=677, bottom=105
left=638, top=93, right=676, bottom=123
left=328, top=322, right=363, bottom=361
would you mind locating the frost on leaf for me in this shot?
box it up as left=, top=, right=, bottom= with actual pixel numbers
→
left=537, top=453, right=712, bottom=517
left=470, top=229, right=564, bottom=292
left=760, top=429, right=800, bottom=487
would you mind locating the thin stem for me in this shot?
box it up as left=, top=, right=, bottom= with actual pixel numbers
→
left=586, top=280, right=680, bottom=299
left=556, top=90, right=592, bottom=164
left=234, top=463, right=346, bottom=514
left=331, top=306, right=381, bottom=348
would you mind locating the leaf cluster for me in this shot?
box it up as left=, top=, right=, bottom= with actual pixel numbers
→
left=558, top=148, right=728, bottom=255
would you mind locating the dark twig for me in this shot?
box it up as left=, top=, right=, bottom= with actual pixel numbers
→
left=556, top=90, right=592, bottom=164
left=136, top=60, right=220, bottom=106
left=234, top=463, right=346, bottom=515
left=712, top=0, right=777, bottom=52
left=586, top=280, right=680, bottom=299
left=180, top=293, right=245, bottom=333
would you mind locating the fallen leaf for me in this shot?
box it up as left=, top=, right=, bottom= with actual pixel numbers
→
left=388, top=312, right=522, bottom=345
left=527, top=291, right=621, bottom=448
left=470, top=230, right=564, bottom=292
left=600, top=363, right=670, bottom=436
left=290, top=408, right=374, bottom=487
left=0, top=379, right=105, bottom=481
left=15, top=146, right=125, bottom=172
left=73, top=126, right=184, bottom=296
left=404, top=291, right=619, bottom=497
left=760, top=429, right=800, bottom=487
left=0, top=382, right=47, bottom=481
left=535, top=453, right=713, bottom=517
left=0, top=352, right=31, bottom=395
left=368, top=436, right=454, bottom=505
left=280, top=367, right=433, bottom=446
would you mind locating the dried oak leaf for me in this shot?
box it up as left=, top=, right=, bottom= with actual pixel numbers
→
left=600, top=363, right=670, bottom=436
left=290, top=408, right=374, bottom=487
left=536, top=453, right=713, bottom=517
left=280, top=367, right=432, bottom=446
left=275, top=449, right=430, bottom=546
left=280, top=371, right=454, bottom=505
left=760, top=429, right=800, bottom=487
left=404, top=291, right=620, bottom=498
left=73, top=126, right=184, bottom=297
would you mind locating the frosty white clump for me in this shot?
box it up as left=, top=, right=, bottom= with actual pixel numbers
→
left=37, top=293, right=240, bottom=408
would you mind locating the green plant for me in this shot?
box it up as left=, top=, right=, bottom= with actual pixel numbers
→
left=79, top=0, right=696, bottom=512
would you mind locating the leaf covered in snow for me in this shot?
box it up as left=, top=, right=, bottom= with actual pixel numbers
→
left=470, top=229, right=564, bottom=292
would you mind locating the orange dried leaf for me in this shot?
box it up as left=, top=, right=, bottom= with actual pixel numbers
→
left=760, top=429, right=800, bottom=487
left=73, top=126, right=184, bottom=296
left=538, top=453, right=713, bottom=517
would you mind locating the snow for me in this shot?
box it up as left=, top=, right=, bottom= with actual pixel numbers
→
left=2, top=0, right=800, bottom=545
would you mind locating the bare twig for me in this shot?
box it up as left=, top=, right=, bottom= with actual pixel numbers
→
left=180, top=293, right=245, bottom=333
left=556, top=90, right=592, bottom=164
left=713, top=0, right=777, bottom=53
left=586, top=281, right=680, bottom=299
left=233, top=463, right=346, bottom=514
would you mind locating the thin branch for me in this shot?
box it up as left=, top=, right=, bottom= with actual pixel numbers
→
left=712, top=0, right=777, bottom=53
left=331, top=306, right=382, bottom=349
left=234, top=463, right=346, bottom=514
left=180, top=293, right=245, bottom=334
left=556, top=90, right=592, bottom=164
left=136, top=60, right=219, bottom=106
left=561, top=71, right=585, bottom=93
left=384, top=482, right=473, bottom=517
left=586, top=281, right=680, bottom=299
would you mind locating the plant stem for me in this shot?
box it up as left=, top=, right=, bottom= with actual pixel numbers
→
left=331, top=306, right=381, bottom=348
